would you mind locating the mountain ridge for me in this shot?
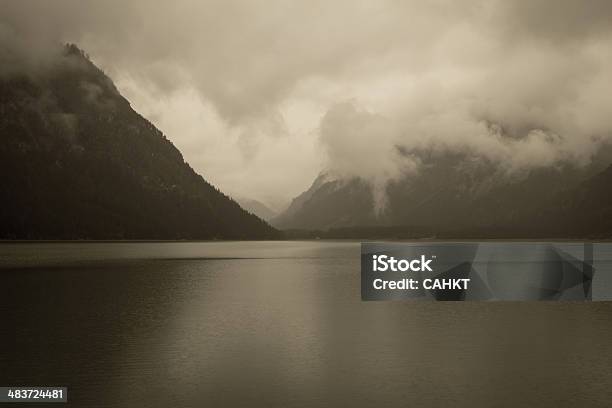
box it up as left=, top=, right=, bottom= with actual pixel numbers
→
left=0, top=44, right=279, bottom=240
left=235, top=197, right=278, bottom=221
left=273, top=150, right=612, bottom=238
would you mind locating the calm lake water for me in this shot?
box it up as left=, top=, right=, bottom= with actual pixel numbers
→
left=1, top=241, right=611, bottom=407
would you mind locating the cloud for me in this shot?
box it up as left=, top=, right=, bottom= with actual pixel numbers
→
left=2, top=0, right=612, bottom=207
left=319, top=103, right=419, bottom=213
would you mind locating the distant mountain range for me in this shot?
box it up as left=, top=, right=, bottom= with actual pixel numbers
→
left=0, top=45, right=278, bottom=240
left=272, top=151, right=612, bottom=239
left=2, top=44, right=610, bottom=240
left=235, top=197, right=278, bottom=221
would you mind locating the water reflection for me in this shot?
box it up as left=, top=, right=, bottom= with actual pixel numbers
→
left=1, top=242, right=612, bottom=407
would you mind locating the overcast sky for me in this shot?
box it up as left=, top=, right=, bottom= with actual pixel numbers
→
left=2, top=0, right=612, bottom=208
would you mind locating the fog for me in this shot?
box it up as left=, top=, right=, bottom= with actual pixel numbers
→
left=2, top=0, right=612, bottom=208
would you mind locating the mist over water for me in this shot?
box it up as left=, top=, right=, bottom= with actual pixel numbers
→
left=2, top=242, right=611, bottom=407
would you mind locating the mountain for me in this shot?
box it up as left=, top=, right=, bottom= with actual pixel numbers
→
left=270, top=173, right=377, bottom=229
left=272, top=151, right=612, bottom=238
left=0, top=44, right=279, bottom=240
left=538, top=164, right=612, bottom=237
left=235, top=197, right=277, bottom=221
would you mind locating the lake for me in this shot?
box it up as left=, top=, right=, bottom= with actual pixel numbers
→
left=1, top=241, right=611, bottom=407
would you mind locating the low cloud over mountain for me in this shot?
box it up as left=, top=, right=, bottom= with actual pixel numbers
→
left=2, top=1, right=612, bottom=210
